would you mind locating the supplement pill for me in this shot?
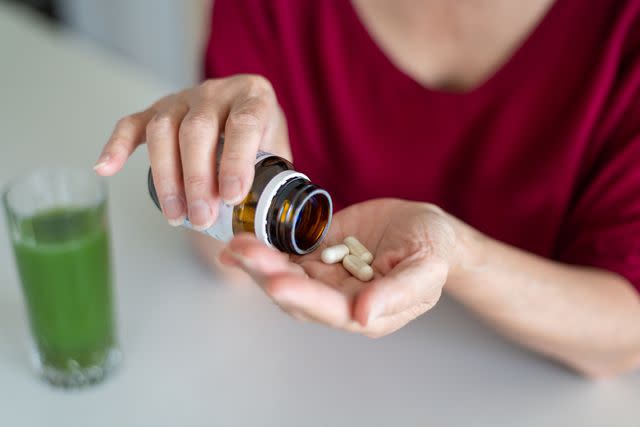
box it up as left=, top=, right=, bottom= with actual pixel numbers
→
left=342, top=254, right=375, bottom=282
left=344, top=236, right=374, bottom=264
left=321, top=244, right=349, bottom=264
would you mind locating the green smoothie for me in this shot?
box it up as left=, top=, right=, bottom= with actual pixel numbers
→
left=11, top=205, right=116, bottom=372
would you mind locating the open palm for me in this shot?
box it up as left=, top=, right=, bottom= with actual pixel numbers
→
left=220, top=199, right=456, bottom=337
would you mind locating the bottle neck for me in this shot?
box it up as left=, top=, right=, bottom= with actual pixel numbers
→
left=266, top=177, right=332, bottom=255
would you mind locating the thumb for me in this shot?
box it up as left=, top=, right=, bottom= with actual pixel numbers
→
left=353, top=254, right=448, bottom=326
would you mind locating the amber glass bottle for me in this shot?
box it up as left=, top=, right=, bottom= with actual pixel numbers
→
left=148, top=152, right=332, bottom=255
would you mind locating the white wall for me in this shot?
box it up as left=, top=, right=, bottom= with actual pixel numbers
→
left=57, top=0, right=209, bottom=88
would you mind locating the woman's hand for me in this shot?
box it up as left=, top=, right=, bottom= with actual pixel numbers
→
left=219, top=199, right=459, bottom=337
left=94, top=75, right=291, bottom=229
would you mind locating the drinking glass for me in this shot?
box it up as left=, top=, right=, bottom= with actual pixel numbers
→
left=3, top=167, right=120, bottom=388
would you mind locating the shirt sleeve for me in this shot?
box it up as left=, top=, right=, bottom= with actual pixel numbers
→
left=556, top=133, right=640, bottom=292
left=555, top=27, right=640, bottom=292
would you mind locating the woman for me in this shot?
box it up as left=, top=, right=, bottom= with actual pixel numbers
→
left=95, top=0, right=640, bottom=377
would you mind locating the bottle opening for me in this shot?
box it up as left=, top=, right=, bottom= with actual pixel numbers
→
left=267, top=177, right=333, bottom=255
left=291, top=188, right=332, bottom=254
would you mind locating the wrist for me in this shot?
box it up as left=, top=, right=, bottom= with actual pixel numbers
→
left=440, top=211, right=488, bottom=293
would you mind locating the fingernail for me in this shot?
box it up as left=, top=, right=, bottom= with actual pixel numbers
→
left=220, top=176, right=242, bottom=205
left=93, top=155, right=111, bottom=170
left=162, top=196, right=186, bottom=226
left=368, top=301, right=385, bottom=324
left=168, top=217, right=186, bottom=227
left=188, top=199, right=213, bottom=230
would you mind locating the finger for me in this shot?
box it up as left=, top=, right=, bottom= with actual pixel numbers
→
left=219, top=82, right=275, bottom=204
left=264, top=273, right=353, bottom=329
left=221, top=234, right=310, bottom=277
left=179, top=102, right=223, bottom=230
left=295, top=258, right=352, bottom=286
left=95, top=109, right=155, bottom=175
left=264, top=105, right=292, bottom=161
left=347, top=309, right=422, bottom=339
left=219, top=234, right=293, bottom=275
left=219, top=235, right=352, bottom=326
left=146, top=102, right=189, bottom=226
left=353, top=254, right=448, bottom=327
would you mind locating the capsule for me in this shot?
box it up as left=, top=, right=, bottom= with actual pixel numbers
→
left=344, top=236, right=374, bottom=264
left=321, top=244, right=350, bottom=264
left=342, top=254, right=374, bottom=282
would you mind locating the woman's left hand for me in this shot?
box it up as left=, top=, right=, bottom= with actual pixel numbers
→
left=219, top=199, right=460, bottom=337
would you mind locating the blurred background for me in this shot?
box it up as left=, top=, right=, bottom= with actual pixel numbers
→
left=6, top=0, right=209, bottom=88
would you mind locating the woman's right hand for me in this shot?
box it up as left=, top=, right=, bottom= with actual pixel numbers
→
left=94, top=74, right=291, bottom=230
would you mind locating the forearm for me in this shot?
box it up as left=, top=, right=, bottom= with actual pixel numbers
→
left=445, top=215, right=640, bottom=378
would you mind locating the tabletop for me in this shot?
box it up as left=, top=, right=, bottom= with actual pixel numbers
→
left=1, top=3, right=639, bottom=427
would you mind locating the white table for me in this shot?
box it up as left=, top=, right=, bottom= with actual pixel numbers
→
left=1, top=3, right=639, bottom=426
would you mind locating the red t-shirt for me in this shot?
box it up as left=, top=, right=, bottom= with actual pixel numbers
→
left=205, top=0, right=640, bottom=291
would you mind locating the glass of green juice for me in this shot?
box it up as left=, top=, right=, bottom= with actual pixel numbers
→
left=2, top=167, right=121, bottom=388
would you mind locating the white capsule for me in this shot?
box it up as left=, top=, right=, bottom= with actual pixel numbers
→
left=342, top=254, right=375, bottom=282
left=321, top=244, right=350, bottom=264
left=343, top=236, right=374, bottom=264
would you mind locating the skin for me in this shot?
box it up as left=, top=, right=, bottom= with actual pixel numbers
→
left=351, top=0, right=557, bottom=91
left=218, top=201, right=454, bottom=335
left=95, top=76, right=291, bottom=229
left=95, top=0, right=640, bottom=377
left=218, top=205, right=640, bottom=378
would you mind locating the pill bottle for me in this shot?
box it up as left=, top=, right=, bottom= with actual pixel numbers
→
left=147, top=142, right=332, bottom=255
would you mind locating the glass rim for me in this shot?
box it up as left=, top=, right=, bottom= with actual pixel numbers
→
left=2, top=166, right=107, bottom=214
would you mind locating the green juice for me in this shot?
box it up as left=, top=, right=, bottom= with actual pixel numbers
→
left=11, top=205, right=116, bottom=373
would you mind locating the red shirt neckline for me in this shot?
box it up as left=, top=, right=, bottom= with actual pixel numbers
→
left=345, top=0, right=567, bottom=100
